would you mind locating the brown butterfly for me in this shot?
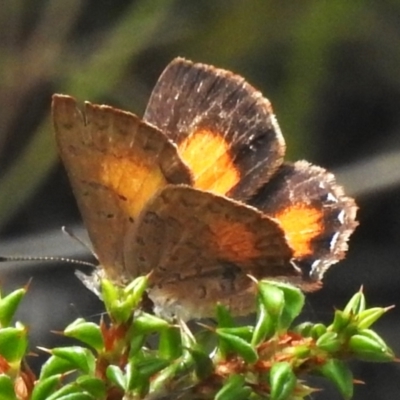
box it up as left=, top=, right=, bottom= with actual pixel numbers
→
left=53, top=58, right=357, bottom=320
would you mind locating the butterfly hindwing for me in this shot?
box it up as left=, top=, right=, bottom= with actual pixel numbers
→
left=250, top=161, right=358, bottom=285
left=125, top=185, right=297, bottom=319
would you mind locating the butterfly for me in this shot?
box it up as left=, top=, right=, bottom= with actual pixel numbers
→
left=53, top=58, right=357, bottom=320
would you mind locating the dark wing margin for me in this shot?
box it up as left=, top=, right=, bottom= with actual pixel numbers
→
left=144, top=57, right=285, bottom=200
left=250, top=161, right=358, bottom=285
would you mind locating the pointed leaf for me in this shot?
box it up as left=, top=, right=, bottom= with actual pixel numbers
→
left=310, top=323, right=327, bottom=340
left=124, top=275, right=148, bottom=305
left=132, top=313, right=169, bottom=334
left=217, top=326, right=253, bottom=342
left=125, top=361, right=140, bottom=391
left=0, top=375, right=17, bottom=400
left=31, top=375, right=62, bottom=400
left=275, top=282, right=305, bottom=329
left=215, top=304, right=235, bottom=328
left=357, top=307, right=388, bottom=330
left=100, top=279, right=119, bottom=315
left=52, top=347, right=96, bottom=374
left=251, top=304, right=274, bottom=346
left=217, top=329, right=258, bottom=363
left=189, top=347, right=214, bottom=380
left=257, top=281, right=284, bottom=321
left=349, top=331, right=394, bottom=362
left=76, top=376, right=106, bottom=398
left=343, top=290, right=365, bottom=316
left=0, top=326, right=28, bottom=363
left=318, top=359, right=353, bottom=400
left=129, top=333, right=146, bottom=358
left=106, top=365, right=126, bottom=390
left=136, top=358, right=170, bottom=379
left=215, top=374, right=252, bottom=400
left=158, top=326, right=182, bottom=360
left=269, top=361, right=296, bottom=400
left=40, top=355, right=77, bottom=379
left=293, top=321, right=313, bottom=337
left=64, top=319, right=104, bottom=352
left=316, top=331, right=341, bottom=353
left=0, top=288, right=26, bottom=328
left=330, top=309, right=351, bottom=332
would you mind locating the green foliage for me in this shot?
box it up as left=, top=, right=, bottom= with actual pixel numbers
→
left=0, top=280, right=394, bottom=400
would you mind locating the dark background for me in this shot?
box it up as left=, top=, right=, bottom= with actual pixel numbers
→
left=0, top=1, right=400, bottom=398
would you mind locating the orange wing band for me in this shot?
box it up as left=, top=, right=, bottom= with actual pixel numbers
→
left=178, top=128, right=240, bottom=195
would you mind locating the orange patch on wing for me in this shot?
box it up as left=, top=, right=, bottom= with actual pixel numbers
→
left=178, top=129, right=240, bottom=195
left=209, top=220, right=260, bottom=263
left=274, top=204, right=323, bottom=258
left=99, top=154, right=167, bottom=217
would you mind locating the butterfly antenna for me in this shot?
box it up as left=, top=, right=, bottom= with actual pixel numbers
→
left=61, top=226, right=97, bottom=259
left=0, top=255, right=96, bottom=268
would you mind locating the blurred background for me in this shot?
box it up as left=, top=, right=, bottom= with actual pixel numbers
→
left=0, top=1, right=400, bottom=398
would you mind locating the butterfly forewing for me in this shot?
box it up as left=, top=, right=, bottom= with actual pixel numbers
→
left=144, top=57, right=285, bottom=201
left=53, top=95, right=192, bottom=281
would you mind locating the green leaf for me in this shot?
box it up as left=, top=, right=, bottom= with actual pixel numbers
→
left=132, top=313, right=169, bottom=334
left=64, top=319, right=104, bottom=352
left=124, top=275, right=148, bottom=305
left=354, top=328, right=388, bottom=347
left=257, top=281, right=284, bottom=323
left=31, top=375, right=62, bottom=400
left=43, top=382, right=82, bottom=400
left=343, top=289, right=366, bottom=316
left=100, top=279, right=119, bottom=315
left=136, top=358, right=170, bottom=379
left=216, top=329, right=258, bottom=363
left=215, top=374, right=252, bottom=400
left=293, top=321, right=313, bottom=337
left=188, top=347, right=214, bottom=380
left=47, top=385, right=95, bottom=400
left=106, top=365, right=126, bottom=390
left=269, top=361, right=296, bottom=400
left=357, top=307, right=389, bottom=330
left=129, top=333, right=146, bottom=358
left=76, top=376, right=106, bottom=399
left=318, top=359, right=353, bottom=400
left=348, top=330, right=394, bottom=362
left=215, top=304, right=235, bottom=328
left=100, top=280, right=134, bottom=323
left=158, top=326, right=182, bottom=360
left=53, top=395, right=94, bottom=400
left=217, top=326, right=253, bottom=342
left=125, top=361, right=140, bottom=391
left=0, top=374, right=17, bottom=400
left=310, top=323, right=327, bottom=340
left=316, top=331, right=341, bottom=353
left=39, top=355, right=77, bottom=379
left=251, top=304, right=274, bottom=346
left=148, top=362, right=181, bottom=394
left=0, top=326, right=28, bottom=363
left=0, top=288, right=26, bottom=328
left=291, top=344, right=311, bottom=358
left=274, top=282, right=305, bottom=329
left=329, top=309, right=351, bottom=332
left=52, top=347, right=96, bottom=375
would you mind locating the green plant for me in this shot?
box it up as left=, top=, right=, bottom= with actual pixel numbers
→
left=0, top=277, right=394, bottom=400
